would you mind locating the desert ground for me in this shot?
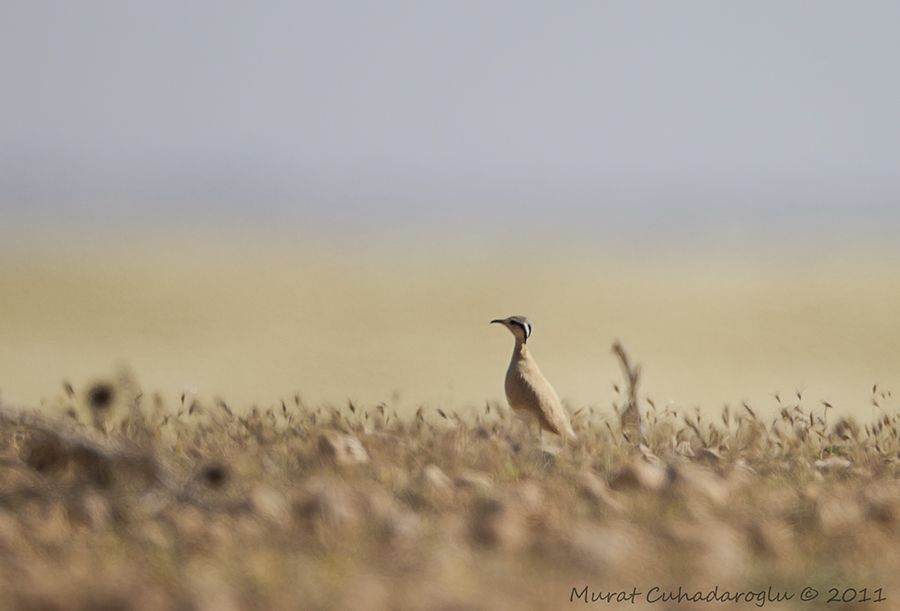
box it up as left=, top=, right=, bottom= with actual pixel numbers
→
left=0, top=236, right=898, bottom=610
left=2, top=236, right=899, bottom=418
left=0, top=363, right=897, bottom=610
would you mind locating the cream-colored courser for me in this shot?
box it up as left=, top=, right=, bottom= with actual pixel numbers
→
left=491, top=316, right=576, bottom=440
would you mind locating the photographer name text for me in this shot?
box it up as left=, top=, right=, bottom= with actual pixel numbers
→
left=570, top=585, right=887, bottom=607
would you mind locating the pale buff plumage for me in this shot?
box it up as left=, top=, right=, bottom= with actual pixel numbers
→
left=491, top=316, right=576, bottom=440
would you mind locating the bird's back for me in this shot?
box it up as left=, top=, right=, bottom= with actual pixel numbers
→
left=505, top=348, right=576, bottom=440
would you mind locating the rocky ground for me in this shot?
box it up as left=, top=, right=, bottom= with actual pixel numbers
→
left=0, top=379, right=898, bottom=611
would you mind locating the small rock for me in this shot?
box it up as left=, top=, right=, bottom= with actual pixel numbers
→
left=577, top=470, right=623, bottom=513
left=469, top=496, right=526, bottom=550
left=454, top=470, right=493, bottom=493
left=20, top=429, right=68, bottom=475
left=251, top=485, right=290, bottom=524
left=420, top=464, right=453, bottom=499
left=294, top=477, right=360, bottom=531
left=814, top=456, right=852, bottom=474
left=366, top=488, right=421, bottom=548
left=666, top=464, right=729, bottom=505
left=69, top=492, right=112, bottom=531
left=318, top=431, right=369, bottom=465
left=609, top=458, right=667, bottom=492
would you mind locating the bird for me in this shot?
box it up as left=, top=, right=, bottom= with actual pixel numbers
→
left=490, top=315, right=576, bottom=441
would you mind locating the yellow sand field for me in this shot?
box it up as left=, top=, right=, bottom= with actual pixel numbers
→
left=2, top=236, right=898, bottom=416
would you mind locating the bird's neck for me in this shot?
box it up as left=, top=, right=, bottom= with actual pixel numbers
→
left=512, top=340, right=529, bottom=360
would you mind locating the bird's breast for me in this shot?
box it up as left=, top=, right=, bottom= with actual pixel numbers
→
left=504, top=359, right=540, bottom=409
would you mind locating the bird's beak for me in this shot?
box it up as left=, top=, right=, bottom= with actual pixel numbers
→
left=490, top=319, right=504, bottom=325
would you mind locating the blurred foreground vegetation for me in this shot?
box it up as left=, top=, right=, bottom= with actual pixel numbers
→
left=0, top=372, right=898, bottom=611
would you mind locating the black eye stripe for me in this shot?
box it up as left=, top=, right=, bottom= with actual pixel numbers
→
left=510, top=320, right=531, bottom=338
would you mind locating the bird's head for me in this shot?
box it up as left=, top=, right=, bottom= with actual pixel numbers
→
left=490, top=315, right=532, bottom=344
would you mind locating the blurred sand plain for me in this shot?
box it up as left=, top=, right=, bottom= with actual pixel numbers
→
left=2, top=233, right=899, bottom=417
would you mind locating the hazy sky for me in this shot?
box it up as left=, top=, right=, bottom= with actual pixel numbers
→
left=2, top=2, right=899, bottom=235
